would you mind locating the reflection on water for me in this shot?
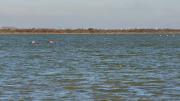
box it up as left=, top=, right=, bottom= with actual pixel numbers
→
left=0, top=34, right=180, bottom=100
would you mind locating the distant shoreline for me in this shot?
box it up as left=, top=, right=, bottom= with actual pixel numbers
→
left=0, top=28, right=180, bottom=34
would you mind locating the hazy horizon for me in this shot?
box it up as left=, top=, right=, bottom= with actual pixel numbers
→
left=0, top=0, right=180, bottom=28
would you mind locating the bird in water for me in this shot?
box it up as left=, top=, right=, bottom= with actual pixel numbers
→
left=48, top=40, right=54, bottom=44
left=48, top=39, right=59, bottom=44
left=31, top=40, right=36, bottom=44
left=31, top=40, right=40, bottom=45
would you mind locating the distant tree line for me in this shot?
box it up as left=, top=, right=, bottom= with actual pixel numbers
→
left=0, top=28, right=180, bottom=33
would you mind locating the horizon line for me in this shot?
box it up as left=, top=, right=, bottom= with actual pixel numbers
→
left=1, top=26, right=180, bottom=30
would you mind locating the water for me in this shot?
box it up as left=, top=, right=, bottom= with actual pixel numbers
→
left=0, top=34, right=180, bottom=101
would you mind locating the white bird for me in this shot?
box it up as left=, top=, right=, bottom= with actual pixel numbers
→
left=31, top=40, right=36, bottom=44
left=48, top=40, right=54, bottom=44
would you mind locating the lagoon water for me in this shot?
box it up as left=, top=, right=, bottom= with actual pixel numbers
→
left=0, top=34, right=180, bottom=100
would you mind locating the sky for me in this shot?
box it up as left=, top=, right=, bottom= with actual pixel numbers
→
left=0, top=0, right=180, bottom=28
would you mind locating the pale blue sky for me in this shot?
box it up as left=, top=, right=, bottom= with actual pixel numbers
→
left=0, top=0, right=180, bottom=28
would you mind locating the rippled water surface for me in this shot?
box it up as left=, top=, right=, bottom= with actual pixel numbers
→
left=0, top=34, right=180, bottom=100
